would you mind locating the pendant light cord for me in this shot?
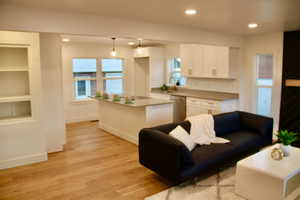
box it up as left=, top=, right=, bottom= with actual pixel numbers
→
left=112, top=37, right=116, bottom=51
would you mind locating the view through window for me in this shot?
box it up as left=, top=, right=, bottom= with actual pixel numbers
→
left=101, top=58, right=123, bottom=94
left=168, top=58, right=186, bottom=86
left=72, top=58, right=97, bottom=100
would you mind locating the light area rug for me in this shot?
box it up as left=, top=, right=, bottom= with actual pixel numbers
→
left=145, top=167, right=300, bottom=200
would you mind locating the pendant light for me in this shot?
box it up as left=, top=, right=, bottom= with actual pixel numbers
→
left=111, top=37, right=117, bottom=57
left=137, top=38, right=143, bottom=54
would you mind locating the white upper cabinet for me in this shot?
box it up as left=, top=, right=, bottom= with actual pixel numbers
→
left=180, top=44, right=204, bottom=77
left=180, top=44, right=238, bottom=79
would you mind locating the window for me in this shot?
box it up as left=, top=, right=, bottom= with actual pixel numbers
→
left=72, top=58, right=97, bottom=100
left=168, top=58, right=186, bottom=85
left=101, top=58, right=123, bottom=94
left=255, top=54, right=273, bottom=117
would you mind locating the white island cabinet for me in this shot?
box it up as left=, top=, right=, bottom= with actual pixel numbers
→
left=97, top=98, right=173, bottom=144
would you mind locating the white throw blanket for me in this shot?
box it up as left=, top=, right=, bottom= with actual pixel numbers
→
left=187, top=114, right=230, bottom=145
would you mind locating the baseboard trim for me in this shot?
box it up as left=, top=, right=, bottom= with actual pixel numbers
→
left=0, top=152, right=48, bottom=170
left=99, top=122, right=138, bottom=145
left=47, top=145, right=64, bottom=153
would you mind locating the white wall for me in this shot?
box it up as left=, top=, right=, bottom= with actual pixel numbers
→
left=62, top=43, right=134, bottom=123
left=241, top=32, right=283, bottom=130
left=40, top=33, right=66, bottom=153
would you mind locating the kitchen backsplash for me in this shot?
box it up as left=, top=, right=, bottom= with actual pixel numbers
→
left=185, top=78, right=239, bottom=93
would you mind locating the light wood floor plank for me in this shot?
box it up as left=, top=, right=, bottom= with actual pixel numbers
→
left=0, top=121, right=171, bottom=200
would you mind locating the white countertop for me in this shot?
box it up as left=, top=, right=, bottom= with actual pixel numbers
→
left=94, top=97, right=174, bottom=107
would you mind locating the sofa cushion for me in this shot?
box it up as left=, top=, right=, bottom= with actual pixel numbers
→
left=191, top=143, right=235, bottom=165
left=223, top=130, right=265, bottom=152
left=170, top=126, right=196, bottom=151
left=214, top=112, right=241, bottom=137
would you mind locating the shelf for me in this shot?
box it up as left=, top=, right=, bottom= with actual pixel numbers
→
left=0, top=65, right=29, bottom=72
left=0, top=95, right=31, bottom=103
left=286, top=79, right=300, bottom=87
left=0, top=115, right=32, bottom=124
left=0, top=68, right=28, bottom=72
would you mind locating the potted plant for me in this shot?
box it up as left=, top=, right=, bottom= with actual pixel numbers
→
left=277, top=130, right=299, bottom=156
left=112, top=94, right=121, bottom=102
left=95, top=91, right=102, bottom=98
left=102, top=92, right=109, bottom=100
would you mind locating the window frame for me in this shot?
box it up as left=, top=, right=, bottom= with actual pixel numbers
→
left=72, top=57, right=98, bottom=101
left=254, top=54, right=274, bottom=117
left=99, top=57, right=125, bottom=94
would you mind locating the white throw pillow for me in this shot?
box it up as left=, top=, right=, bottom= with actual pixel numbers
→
left=169, top=126, right=196, bottom=151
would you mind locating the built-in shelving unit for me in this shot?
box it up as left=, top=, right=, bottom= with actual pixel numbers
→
left=0, top=45, right=32, bottom=122
left=0, top=30, right=45, bottom=170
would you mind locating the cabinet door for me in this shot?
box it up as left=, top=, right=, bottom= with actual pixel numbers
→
left=186, top=97, right=208, bottom=116
left=202, top=45, right=217, bottom=77
left=180, top=44, right=196, bottom=77
left=215, top=46, right=229, bottom=78
left=193, top=45, right=204, bottom=77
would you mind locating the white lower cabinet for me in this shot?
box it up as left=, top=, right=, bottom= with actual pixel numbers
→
left=186, top=97, right=238, bottom=117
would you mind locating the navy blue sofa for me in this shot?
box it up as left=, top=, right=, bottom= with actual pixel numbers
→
left=138, top=111, right=273, bottom=183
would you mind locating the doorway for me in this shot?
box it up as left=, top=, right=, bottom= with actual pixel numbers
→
left=255, top=54, right=273, bottom=117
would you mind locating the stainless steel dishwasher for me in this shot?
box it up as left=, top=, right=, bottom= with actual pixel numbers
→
left=170, top=95, right=186, bottom=122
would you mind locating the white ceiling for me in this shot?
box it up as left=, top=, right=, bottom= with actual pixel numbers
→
left=2, top=0, right=300, bottom=35
left=60, top=35, right=169, bottom=46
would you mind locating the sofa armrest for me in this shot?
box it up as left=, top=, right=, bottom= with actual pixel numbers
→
left=238, top=111, right=273, bottom=144
left=138, top=128, right=194, bottom=182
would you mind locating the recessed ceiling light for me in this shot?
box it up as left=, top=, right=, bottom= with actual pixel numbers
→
left=248, top=23, right=258, bottom=29
left=62, top=38, right=70, bottom=42
left=185, top=9, right=197, bottom=15
left=128, top=42, right=135, bottom=45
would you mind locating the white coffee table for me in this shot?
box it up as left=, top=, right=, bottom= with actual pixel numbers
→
left=235, top=144, right=300, bottom=200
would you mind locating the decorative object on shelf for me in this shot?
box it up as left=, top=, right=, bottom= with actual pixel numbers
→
left=160, top=84, right=170, bottom=91
left=112, top=94, right=121, bottom=102
left=277, top=129, right=299, bottom=157
left=271, top=147, right=284, bottom=160
left=102, top=92, right=109, bottom=100
left=176, top=80, right=180, bottom=86
left=110, top=37, right=117, bottom=57
left=95, top=91, right=102, bottom=98
left=125, top=97, right=134, bottom=104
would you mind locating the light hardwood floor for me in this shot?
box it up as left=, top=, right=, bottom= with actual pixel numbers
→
left=0, top=121, right=171, bottom=200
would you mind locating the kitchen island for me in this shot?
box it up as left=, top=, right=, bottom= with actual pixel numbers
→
left=96, top=97, right=174, bottom=144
